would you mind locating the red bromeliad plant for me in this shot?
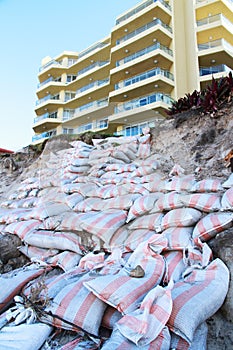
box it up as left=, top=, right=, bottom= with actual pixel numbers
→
left=167, top=72, right=233, bottom=116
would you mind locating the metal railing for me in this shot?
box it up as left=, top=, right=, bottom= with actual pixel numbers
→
left=36, top=94, right=60, bottom=106
left=77, top=78, right=109, bottom=94
left=115, top=92, right=172, bottom=113
left=33, top=111, right=58, bottom=124
left=79, top=42, right=109, bottom=59
left=77, top=61, right=110, bottom=76
left=116, top=0, right=171, bottom=25
left=200, top=64, right=232, bottom=76
left=198, top=38, right=233, bottom=52
left=196, top=0, right=233, bottom=5
left=197, top=13, right=233, bottom=28
left=116, top=42, right=173, bottom=67
left=116, top=18, right=172, bottom=45
left=32, top=129, right=57, bottom=142
left=115, top=67, right=173, bottom=90
left=39, top=60, right=62, bottom=72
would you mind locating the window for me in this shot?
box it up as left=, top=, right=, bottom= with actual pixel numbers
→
left=65, top=92, right=76, bottom=102
left=67, top=75, right=77, bottom=83
left=63, top=109, right=75, bottom=120
left=63, top=128, right=74, bottom=135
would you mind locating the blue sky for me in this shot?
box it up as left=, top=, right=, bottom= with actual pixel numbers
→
left=0, top=0, right=140, bottom=151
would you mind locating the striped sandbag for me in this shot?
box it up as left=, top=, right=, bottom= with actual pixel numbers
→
left=79, top=209, right=128, bottom=244
left=170, top=322, right=208, bottom=350
left=62, top=183, right=98, bottom=195
left=221, top=187, right=233, bottom=210
left=192, top=212, right=233, bottom=242
left=24, top=230, right=83, bottom=254
left=73, top=197, right=105, bottom=212
left=101, top=327, right=171, bottom=350
left=143, top=179, right=166, bottom=193
left=165, top=175, right=196, bottom=192
left=181, top=193, right=221, bottom=212
left=158, top=227, right=193, bottom=251
left=58, top=212, right=93, bottom=232
left=4, top=220, right=41, bottom=239
left=116, top=284, right=172, bottom=346
left=222, top=173, right=233, bottom=189
left=190, top=179, right=223, bottom=193
left=125, top=229, right=156, bottom=252
left=19, top=245, right=59, bottom=261
left=129, top=213, right=164, bottom=231
left=162, top=250, right=186, bottom=284
left=106, top=225, right=130, bottom=252
left=101, top=306, right=122, bottom=329
left=161, top=208, right=202, bottom=231
left=65, top=193, right=84, bottom=209
left=47, top=251, right=82, bottom=272
left=102, top=194, right=140, bottom=211
left=167, top=258, right=229, bottom=344
left=150, top=191, right=184, bottom=213
left=131, top=166, right=154, bottom=177
left=59, top=337, right=100, bottom=350
left=44, top=276, right=107, bottom=336
left=84, top=242, right=165, bottom=314
left=127, top=193, right=161, bottom=222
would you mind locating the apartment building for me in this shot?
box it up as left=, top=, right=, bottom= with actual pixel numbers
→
left=32, top=0, right=233, bottom=144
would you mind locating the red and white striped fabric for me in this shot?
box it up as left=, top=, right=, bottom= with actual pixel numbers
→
left=84, top=242, right=165, bottom=314
left=79, top=209, right=128, bottom=244
left=131, top=166, right=154, bottom=177
left=170, top=322, right=208, bottom=350
left=0, top=208, right=32, bottom=224
left=162, top=250, right=186, bottom=284
left=58, top=212, right=93, bottom=232
left=73, top=197, right=104, bottom=212
left=129, top=213, right=164, bottom=231
left=62, top=183, right=98, bottom=196
left=167, top=258, right=229, bottom=344
left=47, top=251, right=82, bottom=272
left=125, top=229, right=156, bottom=252
left=78, top=252, right=105, bottom=271
left=221, top=187, right=233, bottom=210
left=150, top=192, right=184, bottom=213
left=222, top=173, right=233, bottom=189
left=137, top=143, right=151, bottom=160
left=24, top=230, right=83, bottom=254
left=44, top=276, right=107, bottom=336
left=161, top=208, right=202, bottom=231
left=116, top=283, right=173, bottom=346
left=154, top=227, right=193, bottom=251
left=65, top=193, right=84, bottom=209
left=192, top=212, right=233, bottom=242
left=29, top=202, right=69, bottom=220
left=59, top=337, right=100, bottom=350
left=101, top=327, right=171, bottom=350
left=127, top=193, right=161, bottom=222
left=143, top=179, right=166, bottom=193
left=106, top=225, right=129, bottom=252
left=190, top=179, right=223, bottom=193
left=19, top=245, right=58, bottom=261
left=165, top=175, right=196, bottom=192
left=4, top=220, right=41, bottom=240
left=0, top=265, right=47, bottom=312
left=181, top=193, right=221, bottom=212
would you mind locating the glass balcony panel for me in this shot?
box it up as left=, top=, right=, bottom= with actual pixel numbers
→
left=197, top=14, right=233, bottom=28
left=32, top=129, right=57, bottom=142
left=116, top=0, right=171, bottom=25
left=78, top=42, right=109, bottom=59
left=200, top=64, right=232, bottom=76
left=198, top=38, right=233, bottom=52
left=77, top=61, right=110, bottom=76
left=39, top=60, right=63, bottom=72
left=116, top=42, right=173, bottom=67
left=116, top=18, right=172, bottom=45
left=115, top=92, right=172, bottom=113
left=77, top=78, right=109, bottom=94
left=34, top=111, right=58, bottom=124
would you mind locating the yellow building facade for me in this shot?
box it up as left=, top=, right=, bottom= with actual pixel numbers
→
left=32, top=0, right=233, bottom=144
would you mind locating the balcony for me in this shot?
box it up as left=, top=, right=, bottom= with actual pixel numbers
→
left=196, top=0, right=233, bottom=5
left=77, top=61, right=110, bottom=77
left=116, top=18, right=172, bottom=45
left=198, top=38, right=233, bottom=51
left=197, top=13, right=233, bottom=28
left=115, top=0, right=171, bottom=25
left=76, top=78, right=109, bottom=94
left=62, top=98, right=109, bottom=122
left=32, top=129, right=57, bottom=143
left=39, top=60, right=63, bottom=73
left=116, top=42, right=173, bottom=67
left=33, top=111, right=58, bottom=124
left=200, top=64, right=232, bottom=76
left=74, top=118, right=109, bottom=134
left=115, top=67, right=174, bottom=90
left=115, top=92, right=172, bottom=114
left=35, top=94, right=60, bottom=106
left=78, top=41, right=109, bottom=59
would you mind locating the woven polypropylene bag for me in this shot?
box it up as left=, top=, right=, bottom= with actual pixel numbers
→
left=167, top=258, right=229, bottom=344
left=221, top=187, right=233, bottom=211
left=160, top=208, right=202, bottom=231
left=181, top=193, right=221, bottom=213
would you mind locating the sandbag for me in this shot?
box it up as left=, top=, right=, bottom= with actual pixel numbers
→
left=221, top=187, right=233, bottom=210
left=160, top=208, right=202, bottom=231
left=127, top=193, right=161, bottom=222
left=190, top=179, right=223, bottom=193
left=181, top=193, right=221, bottom=212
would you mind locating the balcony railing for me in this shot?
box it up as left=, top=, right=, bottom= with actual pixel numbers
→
left=74, top=118, right=109, bottom=134
left=196, top=0, right=233, bottom=5
left=77, top=78, right=109, bottom=94
left=77, top=61, right=110, bottom=76
left=32, top=129, right=57, bottom=142
left=39, top=60, right=63, bottom=72
left=116, top=18, right=172, bottom=45
left=116, top=0, right=171, bottom=25
left=197, top=13, right=233, bottom=28
left=36, top=94, right=60, bottom=106
left=33, top=111, right=58, bottom=124
left=37, top=76, right=62, bottom=89
left=79, top=41, right=109, bottom=59
left=116, top=42, right=173, bottom=67
left=198, top=38, right=233, bottom=52
left=200, top=64, right=232, bottom=76
left=115, top=67, right=174, bottom=90
left=62, top=98, right=109, bottom=121
left=115, top=92, right=172, bottom=113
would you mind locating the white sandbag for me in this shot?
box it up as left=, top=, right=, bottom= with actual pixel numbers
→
left=24, top=230, right=83, bottom=254
left=101, top=306, right=122, bottom=329
left=107, top=225, right=130, bottom=252
left=160, top=208, right=202, bottom=231
left=222, top=173, right=233, bottom=188
left=150, top=227, right=193, bottom=251
left=128, top=213, right=164, bottom=231
left=150, top=191, right=184, bottom=213
left=29, top=202, right=70, bottom=220
left=125, top=229, right=156, bottom=252
left=4, top=220, right=41, bottom=239
left=0, top=323, right=52, bottom=350
left=47, top=251, right=82, bottom=272
left=127, top=193, right=161, bottom=222
left=170, top=322, right=208, bottom=350
left=181, top=193, right=221, bottom=212
left=221, top=187, right=233, bottom=210
left=192, top=212, right=233, bottom=242
left=190, top=179, right=223, bottom=193
left=19, top=245, right=59, bottom=261
left=167, top=258, right=229, bottom=344
left=65, top=193, right=84, bottom=209
left=165, top=175, right=196, bottom=192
